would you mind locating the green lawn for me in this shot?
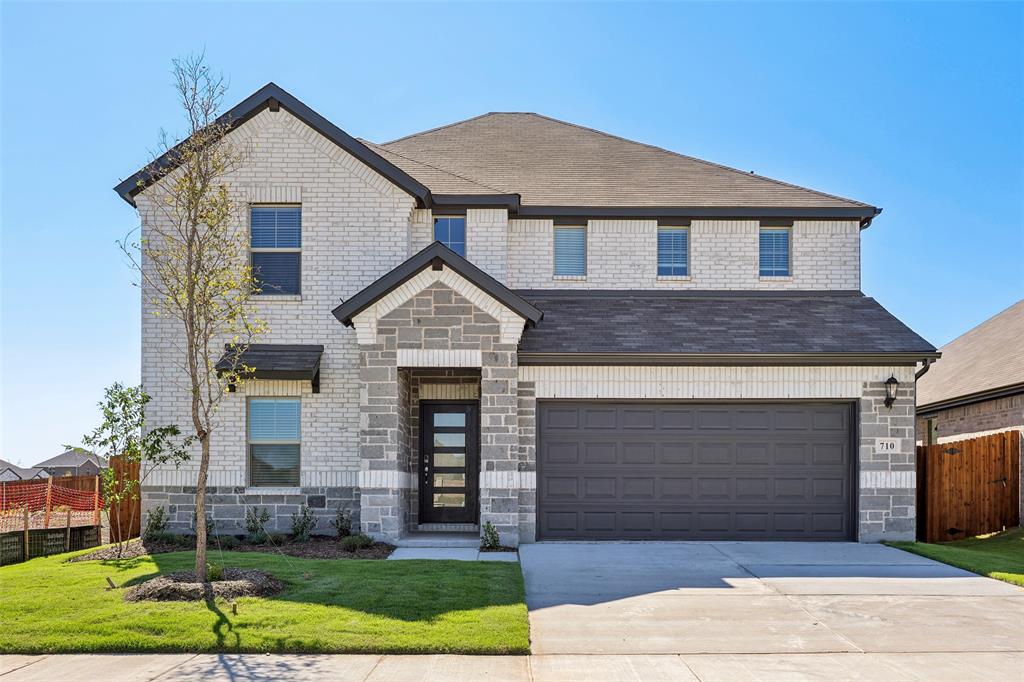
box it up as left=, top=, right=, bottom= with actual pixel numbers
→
left=0, top=548, right=529, bottom=654
left=888, top=527, right=1024, bottom=587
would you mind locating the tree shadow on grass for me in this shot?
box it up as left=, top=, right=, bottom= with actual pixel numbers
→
left=116, top=550, right=526, bottom=623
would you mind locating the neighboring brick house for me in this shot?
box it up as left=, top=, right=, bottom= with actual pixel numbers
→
left=916, top=300, right=1024, bottom=444
left=115, top=83, right=937, bottom=545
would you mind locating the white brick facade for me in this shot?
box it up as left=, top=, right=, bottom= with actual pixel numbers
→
left=136, top=106, right=914, bottom=544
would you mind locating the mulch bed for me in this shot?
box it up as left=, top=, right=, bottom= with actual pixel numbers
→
left=66, top=539, right=181, bottom=563
left=123, top=568, right=283, bottom=602
left=67, top=536, right=394, bottom=562
left=480, top=546, right=517, bottom=553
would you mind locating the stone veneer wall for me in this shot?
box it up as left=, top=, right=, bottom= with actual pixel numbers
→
left=516, top=365, right=918, bottom=542
left=142, top=485, right=358, bottom=535
left=359, top=282, right=520, bottom=544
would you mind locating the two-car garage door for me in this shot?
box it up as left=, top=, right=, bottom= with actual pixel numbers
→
left=537, top=402, right=855, bottom=541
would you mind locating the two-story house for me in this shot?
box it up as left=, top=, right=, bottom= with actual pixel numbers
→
left=116, top=83, right=937, bottom=545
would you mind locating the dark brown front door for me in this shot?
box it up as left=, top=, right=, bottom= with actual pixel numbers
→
left=420, top=402, right=479, bottom=524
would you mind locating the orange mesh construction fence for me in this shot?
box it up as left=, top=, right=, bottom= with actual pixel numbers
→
left=0, top=479, right=100, bottom=533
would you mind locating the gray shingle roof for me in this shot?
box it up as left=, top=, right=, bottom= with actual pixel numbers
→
left=0, top=459, right=49, bottom=480
left=33, top=449, right=104, bottom=469
left=379, top=112, right=873, bottom=210
left=917, top=300, right=1024, bottom=409
left=516, top=290, right=936, bottom=356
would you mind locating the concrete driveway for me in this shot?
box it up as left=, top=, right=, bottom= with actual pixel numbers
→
left=520, top=542, right=1024, bottom=656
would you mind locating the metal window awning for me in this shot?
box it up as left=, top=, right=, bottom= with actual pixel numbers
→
left=216, top=344, right=324, bottom=393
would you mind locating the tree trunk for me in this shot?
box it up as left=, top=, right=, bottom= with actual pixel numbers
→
left=194, top=434, right=210, bottom=580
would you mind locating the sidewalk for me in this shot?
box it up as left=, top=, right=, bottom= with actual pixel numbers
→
left=3, top=652, right=1022, bottom=681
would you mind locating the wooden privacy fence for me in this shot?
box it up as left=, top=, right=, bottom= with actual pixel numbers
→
left=107, top=455, right=141, bottom=543
left=916, top=430, right=1021, bottom=543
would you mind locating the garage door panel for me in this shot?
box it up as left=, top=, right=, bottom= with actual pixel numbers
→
left=538, top=402, right=854, bottom=541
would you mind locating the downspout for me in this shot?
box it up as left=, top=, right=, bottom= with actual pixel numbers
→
left=915, top=358, right=934, bottom=380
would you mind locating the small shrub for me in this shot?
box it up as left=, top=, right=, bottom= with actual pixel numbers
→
left=142, top=506, right=169, bottom=541
left=218, top=536, right=241, bottom=550
left=340, top=533, right=373, bottom=551
left=268, top=533, right=289, bottom=545
left=480, top=521, right=501, bottom=550
left=206, top=563, right=225, bottom=582
left=330, top=507, right=353, bottom=539
left=290, top=506, right=316, bottom=542
left=244, top=506, right=272, bottom=544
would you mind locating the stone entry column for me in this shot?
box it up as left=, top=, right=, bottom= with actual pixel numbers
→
left=479, top=344, right=520, bottom=546
left=357, top=344, right=410, bottom=542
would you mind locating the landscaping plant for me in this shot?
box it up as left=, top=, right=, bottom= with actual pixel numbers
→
left=119, top=53, right=267, bottom=578
left=244, top=506, right=272, bottom=544
left=291, top=506, right=316, bottom=542
left=142, top=506, right=169, bottom=542
left=480, top=521, right=501, bottom=550
left=340, top=533, right=374, bottom=551
left=330, top=506, right=353, bottom=539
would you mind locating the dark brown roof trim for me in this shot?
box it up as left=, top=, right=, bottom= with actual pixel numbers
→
left=332, top=241, right=543, bottom=327
left=518, top=352, right=939, bottom=367
left=917, top=381, right=1024, bottom=416
left=114, top=83, right=433, bottom=208
left=516, top=205, right=882, bottom=228
left=432, top=194, right=520, bottom=210
left=515, top=288, right=864, bottom=298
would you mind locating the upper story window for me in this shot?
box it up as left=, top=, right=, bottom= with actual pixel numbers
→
left=248, top=398, right=301, bottom=487
left=657, top=227, right=689, bottom=277
left=434, top=216, right=466, bottom=257
left=759, top=227, right=790, bottom=277
left=554, top=226, right=587, bottom=277
left=251, top=206, right=301, bottom=295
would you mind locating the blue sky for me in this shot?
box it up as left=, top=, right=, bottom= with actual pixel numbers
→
left=2, top=2, right=1022, bottom=466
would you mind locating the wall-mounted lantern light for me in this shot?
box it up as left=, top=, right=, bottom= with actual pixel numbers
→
left=884, top=375, right=899, bottom=408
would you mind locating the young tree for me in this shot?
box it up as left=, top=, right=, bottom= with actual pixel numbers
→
left=76, top=383, right=190, bottom=558
left=121, top=54, right=265, bottom=578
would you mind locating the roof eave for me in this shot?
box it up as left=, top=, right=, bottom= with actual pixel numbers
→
left=113, top=83, right=434, bottom=208
left=332, top=241, right=544, bottom=327
left=517, top=351, right=940, bottom=367
left=917, top=380, right=1024, bottom=415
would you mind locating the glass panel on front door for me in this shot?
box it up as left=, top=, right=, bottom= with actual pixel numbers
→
left=421, top=403, right=478, bottom=524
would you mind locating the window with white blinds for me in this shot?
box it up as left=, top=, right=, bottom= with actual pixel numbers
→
left=248, top=398, right=300, bottom=487
left=759, top=227, right=790, bottom=277
left=657, top=227, right=689, bottom=276
left=554, top=226, right=586, bottom=276
left=251, top=206, right=301, bottom=295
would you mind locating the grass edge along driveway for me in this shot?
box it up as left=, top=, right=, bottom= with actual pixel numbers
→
left=888, top=527, right=1024, bottom=587
left=0, top=549, right=529, bottom=654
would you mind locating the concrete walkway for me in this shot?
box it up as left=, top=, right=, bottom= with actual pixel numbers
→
left=387, top=547, right=518, bottom=561
left=3, top=652, right=1023, bottom=681
left=520, top=542, right=1024, bottom=656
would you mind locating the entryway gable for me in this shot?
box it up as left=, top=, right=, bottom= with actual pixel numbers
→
left=333, top=241, right=543, bottom=347
left=353, top=266, right=526, bottom=347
